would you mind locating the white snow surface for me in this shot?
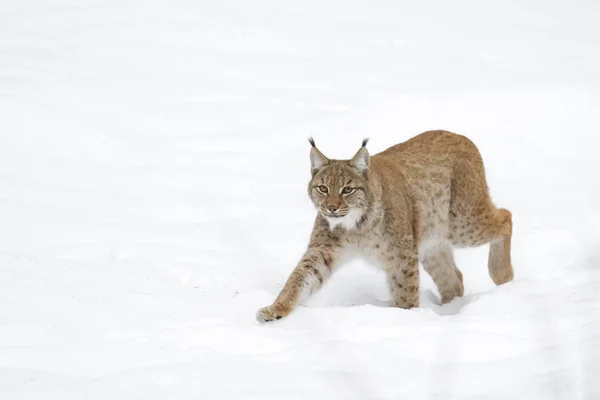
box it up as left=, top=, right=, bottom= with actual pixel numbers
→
left=2, top=1, right=600, bottom=399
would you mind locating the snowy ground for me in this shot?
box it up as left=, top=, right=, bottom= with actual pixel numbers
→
left=1, top=1, right=600, bottom=399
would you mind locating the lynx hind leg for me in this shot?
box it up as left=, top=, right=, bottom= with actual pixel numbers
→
left=487, top=208, right=513, bottom=285
left=419, top=238, right=464, bottom=304
left=450, top=206, right=513, bottom=285
left=386, top=253, right=420, bottom=309
left=449, top=138, right=514, bottom=286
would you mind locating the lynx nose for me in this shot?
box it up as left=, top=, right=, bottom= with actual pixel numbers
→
left=327, top=204, right=339, bottom=213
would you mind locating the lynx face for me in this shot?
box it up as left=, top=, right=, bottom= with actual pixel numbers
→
left=307, top=139, right=370, bottom=230
left=309, top=164, right=369, bottom=229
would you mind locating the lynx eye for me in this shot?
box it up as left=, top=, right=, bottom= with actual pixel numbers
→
left=316, top=185, right=328, bottom=194
left=341, top=186, right=355, bottom=195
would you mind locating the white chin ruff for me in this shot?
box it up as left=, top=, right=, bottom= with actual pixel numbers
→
left=325, top=209, right=363, bottom=231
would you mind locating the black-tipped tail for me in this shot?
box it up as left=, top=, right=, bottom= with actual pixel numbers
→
left=362, top=138, right=369, bottom=147
left=308, top=137, right=316, bottom=147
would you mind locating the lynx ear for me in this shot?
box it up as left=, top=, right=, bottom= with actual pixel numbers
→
left=350, top=138, right=370, bottom=172
left=309, top=137, right=329, bottom=175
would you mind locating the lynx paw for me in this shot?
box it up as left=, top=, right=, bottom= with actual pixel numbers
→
left=256, top=306, right=283, bottom=323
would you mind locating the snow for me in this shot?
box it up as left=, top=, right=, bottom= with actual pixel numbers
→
left=1, top=0, right=600, bottom=398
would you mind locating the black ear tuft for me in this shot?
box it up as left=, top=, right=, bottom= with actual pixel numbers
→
left=308, top=137, right=316, bottom=147
left=362, top=138, right=369, bottom=147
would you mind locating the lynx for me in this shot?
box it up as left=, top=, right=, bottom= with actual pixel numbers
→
left=256, top=130, right=513, bottom=322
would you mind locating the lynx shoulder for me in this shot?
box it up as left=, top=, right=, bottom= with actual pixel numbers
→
left=257, top=130, right=513, bottom=322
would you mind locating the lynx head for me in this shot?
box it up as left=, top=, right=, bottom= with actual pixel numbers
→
left=307, top=138, right=371, bottom=230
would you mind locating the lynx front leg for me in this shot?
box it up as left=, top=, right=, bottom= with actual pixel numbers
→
left=385, top=252, right=420, bottom=309
left=256, top=248, right=336, bottom=323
